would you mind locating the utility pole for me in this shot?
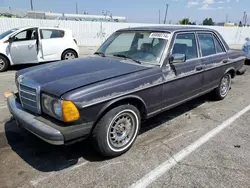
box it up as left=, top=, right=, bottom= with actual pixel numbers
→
left=244, top=13, right=248, bottom=26
left=243, top=11, right=246, bottom=26
left=76, top=1, right=78, bottom=14
left=158, top=9, right=161, bottom=24
left=226, top=14, right=228, bottom=23
left=164, top=4, right=169, bottom=24
left=30, top=0, right=34, bottom=10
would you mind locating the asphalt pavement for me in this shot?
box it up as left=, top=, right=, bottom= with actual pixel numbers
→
left=1, top=60, right=250, bottom=188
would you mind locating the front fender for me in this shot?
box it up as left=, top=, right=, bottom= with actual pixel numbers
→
left=97, top=95, right=148, bottom=121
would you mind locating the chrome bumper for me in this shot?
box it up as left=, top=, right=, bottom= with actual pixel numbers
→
left=7, top=94, right=64, bottom=145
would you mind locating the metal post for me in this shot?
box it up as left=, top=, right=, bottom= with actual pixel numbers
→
left=164, top=4, right=169, bottom=24
left=30, top=0, right=34, bottom=10
left=159, top=9, right=161, bottom=24
left=76, top=2, right=78, bottom=14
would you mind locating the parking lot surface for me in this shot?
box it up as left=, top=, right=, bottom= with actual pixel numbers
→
left=1, top=61, right=250, bottom=188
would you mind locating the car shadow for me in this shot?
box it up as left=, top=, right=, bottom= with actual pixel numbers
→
left=4, top=94, right=210, bottom=172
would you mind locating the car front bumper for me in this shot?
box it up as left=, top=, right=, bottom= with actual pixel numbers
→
left=7, top=94, right=65, bottom=145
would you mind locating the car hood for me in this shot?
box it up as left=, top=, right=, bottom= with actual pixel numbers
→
left=17, top=56, right=151, bottom=96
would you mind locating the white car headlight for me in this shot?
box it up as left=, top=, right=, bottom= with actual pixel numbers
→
left=42, top=94, right=62, bottom=120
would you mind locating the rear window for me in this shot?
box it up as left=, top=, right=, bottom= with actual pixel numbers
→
left=40, top=29, right=65, bottom=39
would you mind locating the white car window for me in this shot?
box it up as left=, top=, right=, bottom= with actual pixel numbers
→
left=40, top=29, right=65, bottom=39
left=13, top=28, right=37, bottom=42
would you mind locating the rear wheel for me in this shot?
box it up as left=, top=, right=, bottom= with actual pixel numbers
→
left=92, top=104, right=141, bottom=157
left=0, top=55, right=9, bottom=72
left=62, top=50, right=77, bottom=60
left=213, top=73, right=231, bottom=100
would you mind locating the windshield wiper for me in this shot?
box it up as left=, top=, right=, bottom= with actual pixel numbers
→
left=113, top=54, right=141, bottom=64
left=94, top=52, right=106, bottom=57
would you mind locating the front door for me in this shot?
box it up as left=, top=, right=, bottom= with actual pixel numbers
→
left=9, top=28, right=39, bottom=64
left=162, top=32, right=204, bottom=108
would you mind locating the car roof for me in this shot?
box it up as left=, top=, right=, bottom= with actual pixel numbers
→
left=14, top=26, right=69, bottom=31
left=118, top=26, right=217, bottom=33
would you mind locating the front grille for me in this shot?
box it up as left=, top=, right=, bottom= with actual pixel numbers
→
left=19, top=80, right=40, bottom=114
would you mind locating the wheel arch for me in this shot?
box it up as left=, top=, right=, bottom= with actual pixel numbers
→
left=224, top=67, right=236, bottom=79
left=61, top=48, right=79, bottom=60
left=0, top=53, right=10, bottom=64
left=92, top=95, right=148, bottom=132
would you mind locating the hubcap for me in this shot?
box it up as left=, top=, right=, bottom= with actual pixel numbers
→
left=220, top=75, right=230, bottom=97
left=108, top=111, right=137, bottom=149
left=0, top=58, right=5, bottom=70
left=64, top=52, right=75, bottom=60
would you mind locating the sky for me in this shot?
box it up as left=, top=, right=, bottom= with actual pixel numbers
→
left=0, top=0, right=247, bottom=24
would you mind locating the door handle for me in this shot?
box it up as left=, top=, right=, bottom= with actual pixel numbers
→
left=222, top=59, right=229, bottom=63
left=28, top=44, right=34, bottom=48
left=196, top=65, right=203, bottom=71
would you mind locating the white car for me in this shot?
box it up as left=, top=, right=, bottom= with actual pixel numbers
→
left=0, top=27, right=79, bottom=72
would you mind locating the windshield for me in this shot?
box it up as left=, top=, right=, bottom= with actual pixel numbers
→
left=97, top=31, right=169, bottom=65
left=0, top=28, right=18, bottom=39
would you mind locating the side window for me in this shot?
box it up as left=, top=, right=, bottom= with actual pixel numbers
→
left=213, top=35, right=225, bottom=53
left=40, top=29, right=65, bottom=39
left=198, top=33, right=216, bottom=56
left=172, top=33, right=198, bottom=61
left=105, top=32, right=135, bottom=53
left=13, top=28, right=37, bottom=42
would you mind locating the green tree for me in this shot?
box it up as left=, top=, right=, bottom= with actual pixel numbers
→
left=202, top=18, right=215, bottom=25
left=178, top=18, right=192, bottom=25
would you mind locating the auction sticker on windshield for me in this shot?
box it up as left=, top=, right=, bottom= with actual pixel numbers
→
left=149, top=33, right=170, bottom=40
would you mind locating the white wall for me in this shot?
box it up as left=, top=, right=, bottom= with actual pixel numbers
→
left=0, top=18, right=249, bottom=47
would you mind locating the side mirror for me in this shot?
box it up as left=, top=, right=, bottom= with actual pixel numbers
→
left=4, top=37, right=14, bottom=43
left=170, top=54, right=186, bottom=64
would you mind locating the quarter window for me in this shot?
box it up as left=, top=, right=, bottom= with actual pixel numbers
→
left=40, top=29, right=65, bottom=39
left=213, top=35, right=225, bottom=53
left=172, top=33, right=198, bottom=61
left=198, top=33, right=216, bottom=56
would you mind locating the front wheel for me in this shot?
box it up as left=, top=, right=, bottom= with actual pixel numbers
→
left=213, top=73, right=231, bottom=100
left=0, top=55, right=9, bottom=72
left=92, top=104, right=141, bottom=157
left=62, top=50, right=77, bottom=60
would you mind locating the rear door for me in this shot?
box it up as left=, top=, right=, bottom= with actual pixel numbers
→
left=39, top=29, right=65, bottom=61
left=197, top=32, right=228, bottom=90
left=162, top=32, right=204, bottom=108
left=9, top=28, right=39, bottom=64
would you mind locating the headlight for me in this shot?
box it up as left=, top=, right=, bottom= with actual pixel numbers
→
left=42, top=94, right=79, bottom=122
left=42, top=94, right=62, bottom=120
left=52, top=100, right=62, bottom=118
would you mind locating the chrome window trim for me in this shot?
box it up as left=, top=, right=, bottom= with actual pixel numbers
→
left=212, top=33, right=226, bottom=53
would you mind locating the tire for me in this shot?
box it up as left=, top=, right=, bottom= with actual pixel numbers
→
left=213, top=73, right=231, bottom=100
left=61, top=50, right=77, bottom=60
left=0, top=55, right=9, bottom=72
left=92, top=104, right=141, bottom=157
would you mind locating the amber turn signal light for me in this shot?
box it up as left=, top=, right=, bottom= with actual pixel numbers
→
left=4, top=91, right=14, bottom=99
left=62, top=100, right=80, bottom=122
